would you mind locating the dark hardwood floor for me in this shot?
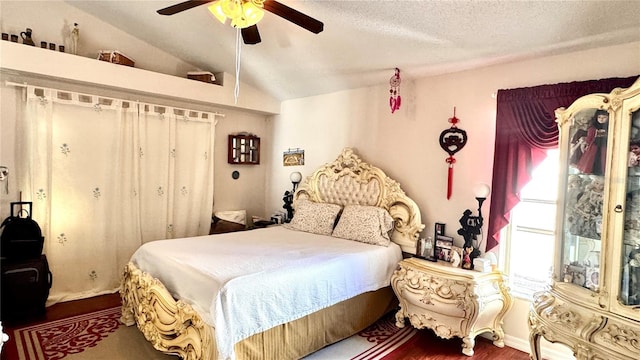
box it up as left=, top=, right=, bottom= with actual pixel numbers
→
left=2, top=292, right=121, bottom=328
left=380, top=327, right=532, bottom=360
left=1, top=293, right=532, bottom=360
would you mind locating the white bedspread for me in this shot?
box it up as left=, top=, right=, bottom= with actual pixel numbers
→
left=130, top=226, right=402, bottom=360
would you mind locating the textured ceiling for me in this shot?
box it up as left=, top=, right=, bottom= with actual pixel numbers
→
left=66, top=0, right=640, bottom=101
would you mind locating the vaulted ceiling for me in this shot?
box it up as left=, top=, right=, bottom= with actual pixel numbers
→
left=66, top=1, right=640, bottom=101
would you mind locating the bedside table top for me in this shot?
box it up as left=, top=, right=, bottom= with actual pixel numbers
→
left=401, top=257, right=503, bottom=281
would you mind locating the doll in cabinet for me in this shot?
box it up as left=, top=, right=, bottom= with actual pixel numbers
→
left=574, top=110, right=610, bottom=175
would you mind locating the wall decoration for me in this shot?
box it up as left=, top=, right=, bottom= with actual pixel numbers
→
left=439, top=107, right=467, bottom=199
left=283, top=148, right=304, bottom=166
left=389, top=68, right=401, bottom=113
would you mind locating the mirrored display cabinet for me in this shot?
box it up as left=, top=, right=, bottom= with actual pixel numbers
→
left=529, top=78, right=640, bottom=360
left=228, top=134, right=260, bottom=165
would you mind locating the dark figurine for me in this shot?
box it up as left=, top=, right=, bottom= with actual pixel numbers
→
left=458, top=209, right=482, bottom=269
left=282, top=191, right=294, bottom=222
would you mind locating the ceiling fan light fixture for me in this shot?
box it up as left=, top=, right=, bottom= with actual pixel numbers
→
left=208, top=2, right=229, bottom=24
left=239, top=2, right=265, bottom=28
left=208, top=0, right=265, bottom=29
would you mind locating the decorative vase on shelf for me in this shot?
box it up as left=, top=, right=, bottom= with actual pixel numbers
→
left=20, top=28, right=35, bottom=46
left=71, top=23, right=79, bottom=55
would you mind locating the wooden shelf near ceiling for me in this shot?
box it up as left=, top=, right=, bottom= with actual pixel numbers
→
left=0, top=40, right=280, bottom=115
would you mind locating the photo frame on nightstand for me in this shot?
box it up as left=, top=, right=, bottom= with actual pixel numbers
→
left=435, top=235, right=454, bottom=262
left=416, top=236, right=437, bottom=261
left=435, top=222, right=446, bottom=237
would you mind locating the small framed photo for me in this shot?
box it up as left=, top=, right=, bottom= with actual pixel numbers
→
left=416, top=236, right=437, bottom=261
left=450, top=246, right=464, bottom=267
left=435, top=235, right=454, bottom=262
left=586, top=266, right=600, bottom=291
left=434, top=222, right=446, bottom=237
left=563, top=263, right=587, bottom=287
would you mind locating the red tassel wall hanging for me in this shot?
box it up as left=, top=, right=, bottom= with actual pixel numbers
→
left=389, top=68, right=401, bottom=113
left=439, top=107, right=467, bottom=199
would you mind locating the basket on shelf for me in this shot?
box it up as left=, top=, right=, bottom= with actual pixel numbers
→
left=187, top=71, right=216, bottom=83
left=97, top=50, right=135, bottom=67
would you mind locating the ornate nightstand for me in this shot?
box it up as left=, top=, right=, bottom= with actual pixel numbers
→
left=391, top=257, right=513, bottom=356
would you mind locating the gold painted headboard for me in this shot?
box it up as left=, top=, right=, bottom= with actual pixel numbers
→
left=293, top=148, right=425, bottom=253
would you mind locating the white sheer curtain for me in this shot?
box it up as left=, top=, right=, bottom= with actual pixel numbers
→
left=137, top=105, right=216, bottom=240
left=17, top=86, right=217, bottom=304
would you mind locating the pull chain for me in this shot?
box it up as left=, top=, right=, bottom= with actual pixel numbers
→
left=234, top=28, right=242, bottom=104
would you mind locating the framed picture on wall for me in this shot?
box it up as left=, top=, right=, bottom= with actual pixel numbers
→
left=283, top=148, right=305, bottom=166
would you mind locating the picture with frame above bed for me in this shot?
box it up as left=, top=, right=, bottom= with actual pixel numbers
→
left=120, top=147, right=425, bottom=360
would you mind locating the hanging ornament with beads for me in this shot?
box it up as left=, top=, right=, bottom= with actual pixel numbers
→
left=389, top=68, right=401, bottom=113
left=439, top=107, right=468, bottom=199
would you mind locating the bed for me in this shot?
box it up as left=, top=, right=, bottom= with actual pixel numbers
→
left=120, top=147, right=424, bottom=360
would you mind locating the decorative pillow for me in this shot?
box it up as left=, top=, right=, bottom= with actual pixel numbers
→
left=331, top=205, right=394, bottom=246
left=284, top=199, right=342, bottom=235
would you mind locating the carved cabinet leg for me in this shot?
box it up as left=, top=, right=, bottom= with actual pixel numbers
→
left=461, top=335, right=475, bottom=356
left=492, top=326, right=506, bottom=347
left=395, top=310, right=406, bottom=328
left=528, top=328, right=542, bottom=360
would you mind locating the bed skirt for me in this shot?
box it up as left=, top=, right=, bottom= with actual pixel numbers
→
left=120, top=262, right=397, bottom=360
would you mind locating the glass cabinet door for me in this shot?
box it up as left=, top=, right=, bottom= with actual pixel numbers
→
left=560, top=108, right=610, bottom=292
left=621, top=108, right=640, bottom=306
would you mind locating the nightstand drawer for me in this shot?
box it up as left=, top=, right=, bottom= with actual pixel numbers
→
left=397, top=282, right=467, bottom=318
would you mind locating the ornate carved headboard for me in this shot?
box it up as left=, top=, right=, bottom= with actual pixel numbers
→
left=293, top=148, right=425, bottom=253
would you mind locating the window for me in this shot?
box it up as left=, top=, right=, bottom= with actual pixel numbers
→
left=504, top=149, right=559, bottom=299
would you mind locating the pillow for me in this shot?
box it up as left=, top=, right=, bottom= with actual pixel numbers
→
left=331, top=205, right=394, bottom=246
left=284, top=199, right=342, bottom=235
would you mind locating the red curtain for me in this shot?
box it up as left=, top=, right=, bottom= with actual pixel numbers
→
left=486, top=76, right=638, bottom=251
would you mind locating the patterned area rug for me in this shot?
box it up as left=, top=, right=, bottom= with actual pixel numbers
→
left=8, top=307, right=528, bottom=360
left=13, top=307, right=121, bottom=360
left=351, top=313, right=417, bottom=360
left=10, top=307, right=415, bottom=360
left=305, top=312, right=418, bottom=360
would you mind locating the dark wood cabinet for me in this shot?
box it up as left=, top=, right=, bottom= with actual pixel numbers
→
left=228, top=134, right=260, bottom=165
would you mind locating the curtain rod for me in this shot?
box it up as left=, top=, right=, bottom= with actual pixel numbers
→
left=5, top=80, right=27, bottom=88
left=3, top=80, right=226, bottom=118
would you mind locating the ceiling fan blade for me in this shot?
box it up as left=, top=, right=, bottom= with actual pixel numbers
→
left=263, top=0, right=324, bottom=34
left=157, top=0, right=213, bottom=15
left=242, top=25, right=262, bottom=45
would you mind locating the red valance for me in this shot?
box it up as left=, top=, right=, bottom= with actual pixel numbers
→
left=487, top=76, right=638, bottom=251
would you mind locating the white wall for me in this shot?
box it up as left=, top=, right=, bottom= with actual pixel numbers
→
left=213, top=110, right=271, bottom=220
left=268, top=41, right=640, bottom=358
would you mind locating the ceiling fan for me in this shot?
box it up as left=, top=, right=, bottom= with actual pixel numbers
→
left=157, top=0, right=324, bottom=45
